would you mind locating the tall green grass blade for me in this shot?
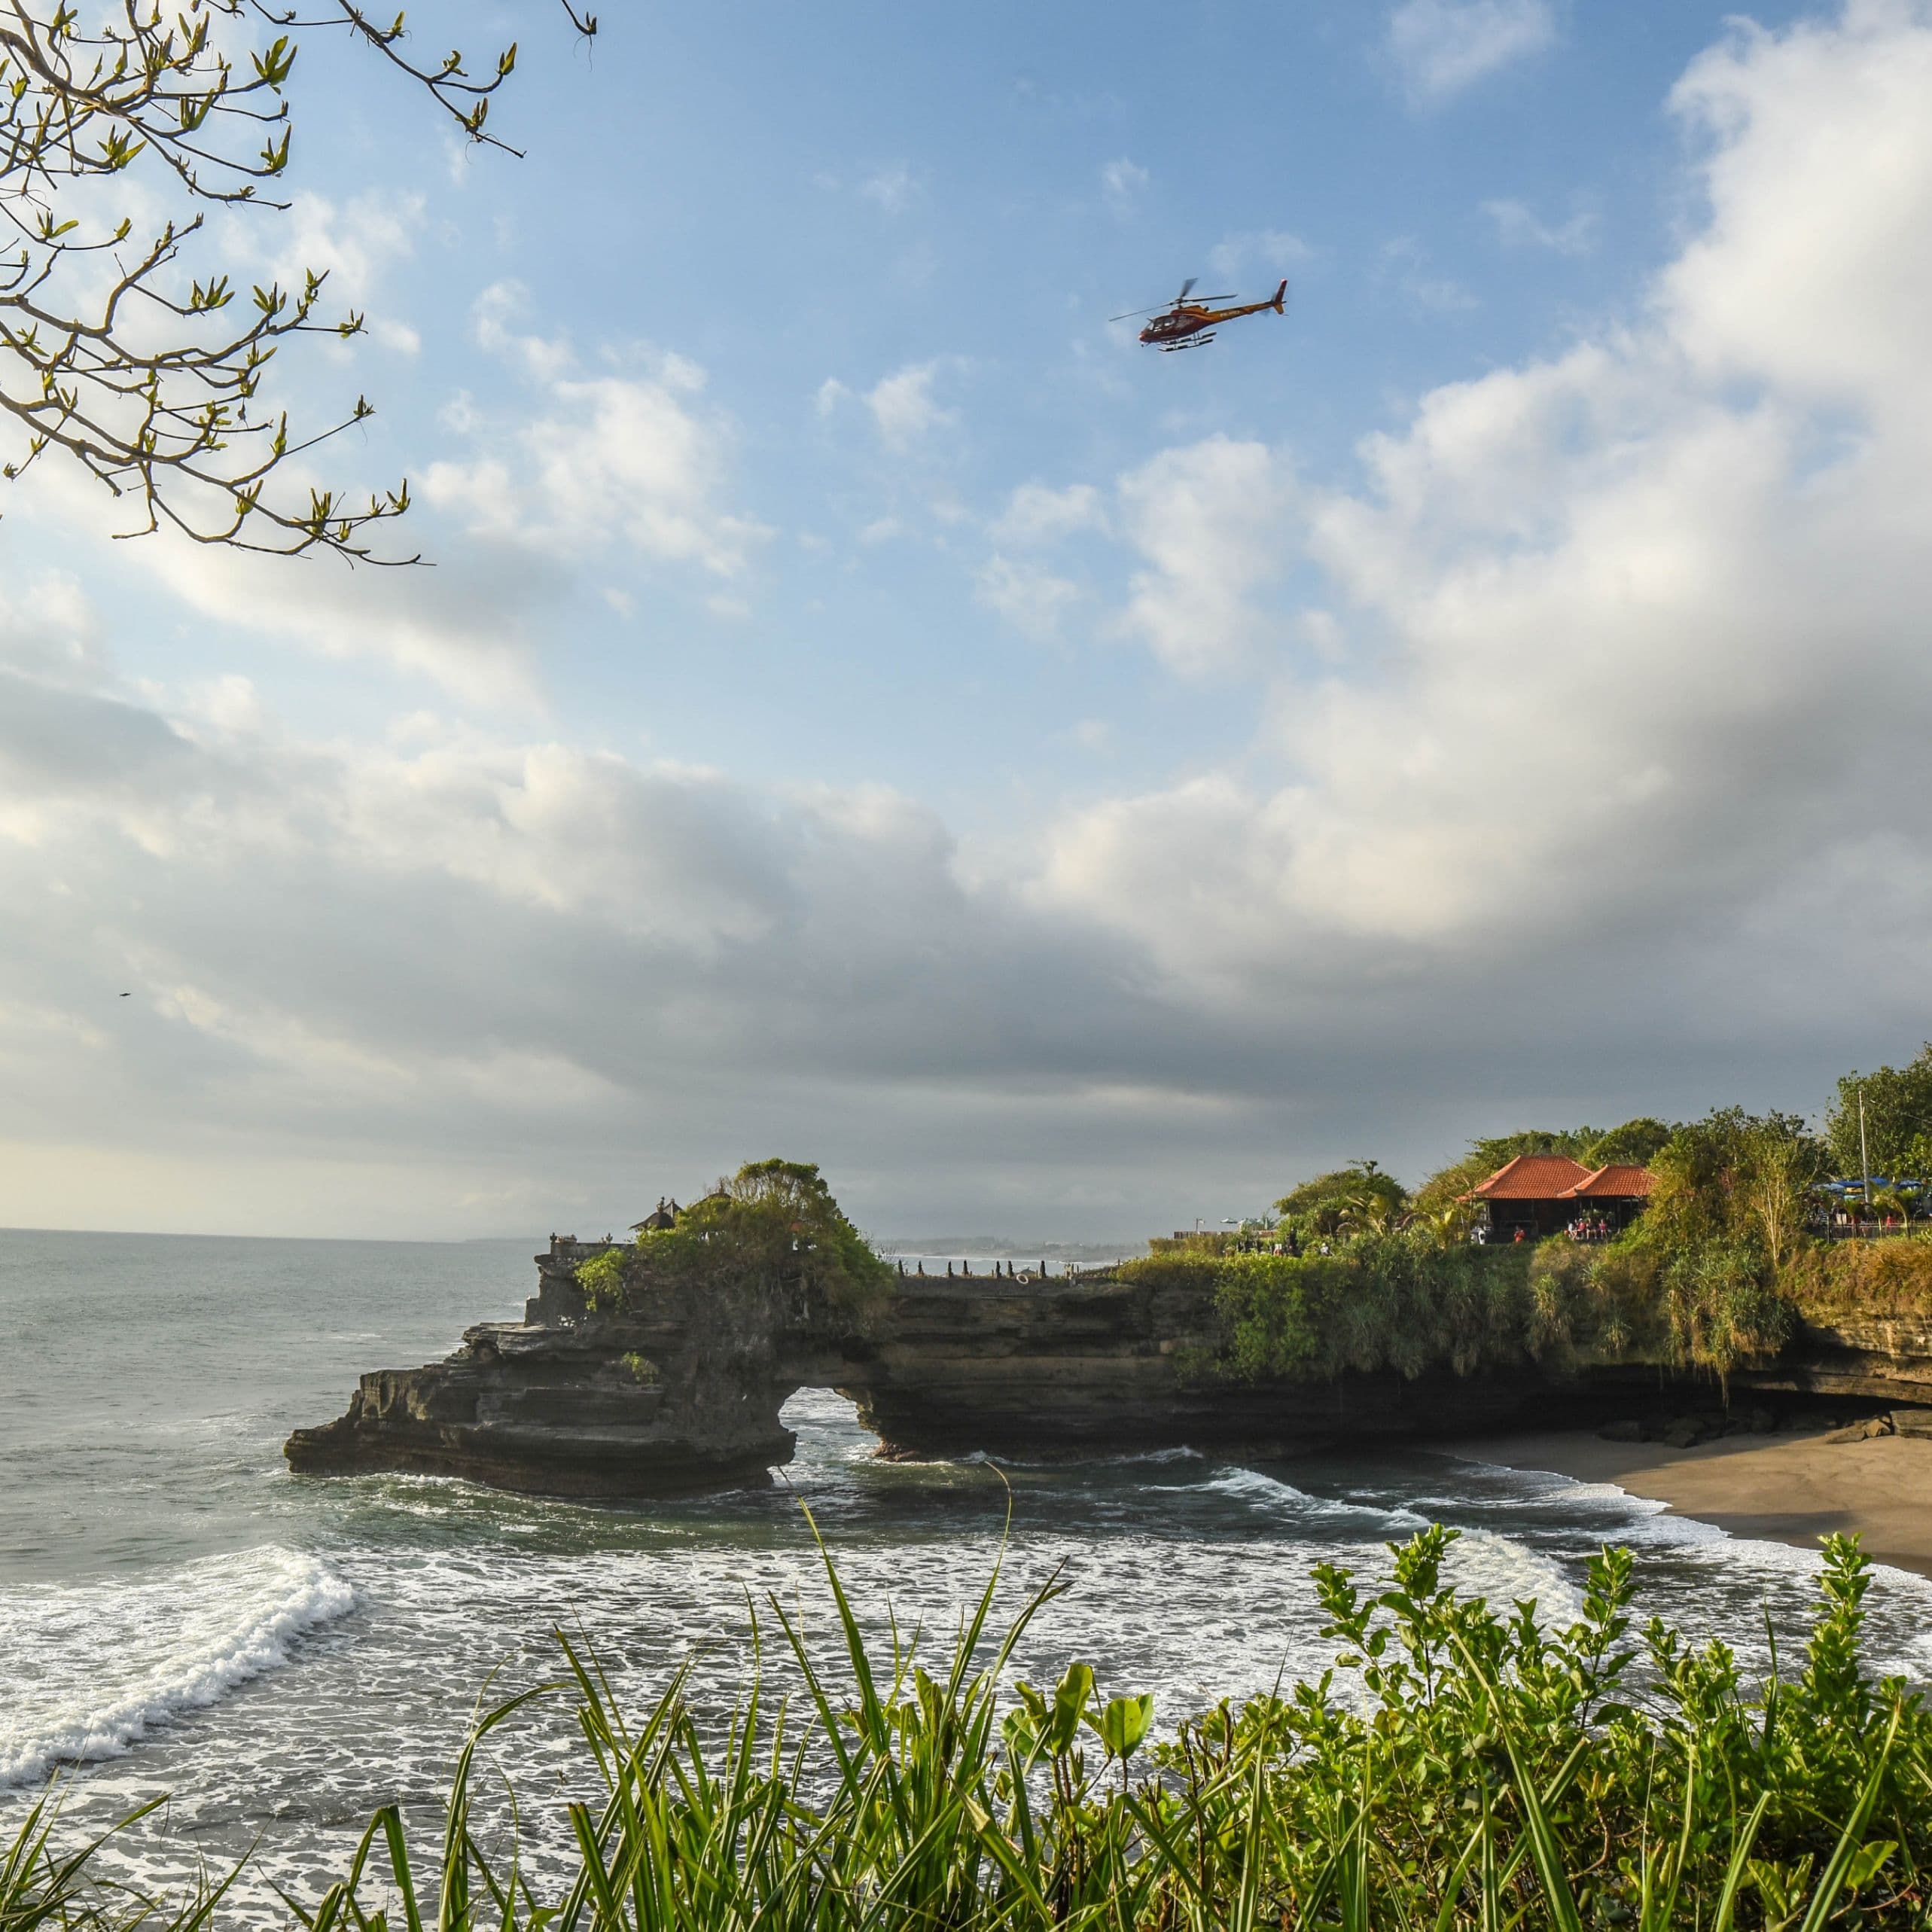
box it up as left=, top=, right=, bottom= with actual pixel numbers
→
left=1796, top=1705, right=1901, bottom=1932
left=1714, top=1792, right=1772, bottom=1932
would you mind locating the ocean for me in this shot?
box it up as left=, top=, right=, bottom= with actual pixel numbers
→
left=5, top=1227, right=1932, bottom=1915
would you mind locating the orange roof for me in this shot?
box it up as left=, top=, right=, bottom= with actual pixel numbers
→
left=1461, top=1154, right=1592, bottom=1201
left=1559, top=1163, right=1655, bottom=1199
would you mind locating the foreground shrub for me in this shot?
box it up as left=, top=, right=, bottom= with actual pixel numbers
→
left=14, top=1524, right=1929, bottom=1932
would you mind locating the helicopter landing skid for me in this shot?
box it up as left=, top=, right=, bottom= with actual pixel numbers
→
left=1160, top=332, right=1217, bottom=352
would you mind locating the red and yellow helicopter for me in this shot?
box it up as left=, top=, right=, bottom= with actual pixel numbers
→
left=1112, top=276, right=1289, bottom=352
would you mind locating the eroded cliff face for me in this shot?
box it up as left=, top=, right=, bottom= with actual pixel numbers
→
left=285, top=1239, right=804, bottom=1496
left=1738, top=1318, right=1932, bottom=1406
left=286, top=1240, right=1741, bottom=1497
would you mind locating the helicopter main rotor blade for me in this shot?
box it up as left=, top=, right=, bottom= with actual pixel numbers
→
left=1108, top=304, right=1163, bottom=321
left=1176, top=276, right=1196, bottom=303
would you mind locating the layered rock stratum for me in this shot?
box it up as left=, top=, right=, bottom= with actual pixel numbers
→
left=284, top=1239, right=1932, bottom=1498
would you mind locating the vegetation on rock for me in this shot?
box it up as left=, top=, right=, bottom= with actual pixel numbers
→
left=1271, top=1160, right=1410, bottom=1241
left=1784, top=1238, right=1932, bottom=1324
left=577, top=1159, right=894, bottom=1320
left=1169, top=1106, right=1882, bottom=1388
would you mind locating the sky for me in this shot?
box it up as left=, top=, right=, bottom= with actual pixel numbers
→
left=3, top=0, right=1930, bottom=1240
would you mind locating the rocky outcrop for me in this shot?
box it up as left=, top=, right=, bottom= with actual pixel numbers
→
left=282, top=1242, right=1644, bottom=1497
left=1736, top=1317, right=1932, bottom=1406
left=286, top=1243, right=1932, bottom=1498
left=287, top=1236, right=812, bottom=1496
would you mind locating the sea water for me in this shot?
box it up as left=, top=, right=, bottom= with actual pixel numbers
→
left=5, top=1227, right=1932, bottom=1915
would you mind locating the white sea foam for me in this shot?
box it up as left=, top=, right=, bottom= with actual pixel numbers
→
left=1443, top=1529, right=1584, bottom=1619
left=0, top=1546, right=355, bottom=1788
left=1197, top=1465, right=1429, bottom=1532
left=954, top=1445, right=1206, bottom=1473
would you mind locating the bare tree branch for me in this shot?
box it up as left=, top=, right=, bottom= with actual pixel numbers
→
left=0, top=1, right=593, bottom=562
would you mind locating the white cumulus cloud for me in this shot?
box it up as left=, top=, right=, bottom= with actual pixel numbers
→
left=864, top=361, right=959, bottom=450
left=422, top=285, right=770, bottom=576
left=1114, top=438, right=1299, bottom=677
left=1047, top=0, right=1932, bottom=1050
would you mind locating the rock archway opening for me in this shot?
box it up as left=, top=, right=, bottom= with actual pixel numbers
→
left=779, top=1386, right=884, bottom=1473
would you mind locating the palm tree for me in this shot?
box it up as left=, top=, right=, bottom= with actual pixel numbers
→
left=1869, top=1186, right=1914, bottom=1233
left=1415, top=1201, right=1478, bottom=1248
left=1339, top=1192, right=1410, bottom=1239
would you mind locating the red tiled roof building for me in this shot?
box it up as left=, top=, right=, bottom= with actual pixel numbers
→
left=1461, top=1154, right=1655, bottom=1238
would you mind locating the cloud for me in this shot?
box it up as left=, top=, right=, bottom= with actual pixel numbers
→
left=989, top=483, right=1108, bottom=547
left=0, top=591, right=1245, bottom=1235
left=1382, top=236, right=1479, bottom=313
left=422, top=285, right=771, bottom=576
left=864, top=361, right=958, bottom=450
left=1101, top=157, right=1150, bottom=207
left=1483, top=197, right=1599, bottom=255
left=223, top=188, right=425, bottom=324
left=858, top=163, right=920, bottom=212
left=1207, top=230, right=1313, bottom=284
left=1114, top=437, right=1299, bottom=676
left=1659, top=2, right=1932, bottom=412
left=15, top=450, right=554, bottom=705
left=21, top=276, right=771, bottom=703
left=12, top=2, right=1932, bottom=1239
left=1385, top=0, right=1557, bottom=103
left=1046, top=0, right=1932, bottom=1064
left=976, top=556, right=1083, bottom=642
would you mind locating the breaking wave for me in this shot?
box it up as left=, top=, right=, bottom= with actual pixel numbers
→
left=0, top=1546, right=354, bottom=1788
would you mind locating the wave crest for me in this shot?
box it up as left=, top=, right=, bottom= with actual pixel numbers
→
left=0, top=1545, right=354, bottom=1788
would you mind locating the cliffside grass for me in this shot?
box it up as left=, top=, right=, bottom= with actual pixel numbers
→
left=1120, top=1222, right=1871, bottom=1389
left=1119, top=1245, right=1545, bottom=1382
left=1784, top=1236, right=1932, bottom=1324
left=14, top=1524, right=1930, bottom=1932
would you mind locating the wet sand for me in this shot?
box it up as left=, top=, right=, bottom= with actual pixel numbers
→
left=1453, top=1427, right=1932, bottom=1580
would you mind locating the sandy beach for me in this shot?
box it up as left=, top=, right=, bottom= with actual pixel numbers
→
left=1455, top=1428, right=1932, bottom=1580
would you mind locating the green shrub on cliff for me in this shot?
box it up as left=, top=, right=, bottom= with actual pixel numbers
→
left=1784, top=1233, right=1932, bottom=1322
left=1120, top=1239, right=1543, bottom=1382
left=17, top=1525, right=1930, bottom=1932
left=1208, top=1251, right=1355, bottom=1378
left=577, top=1158, right=892, bottom=1320
left=1125, top=1206, right=1812, bottom=1388
left=1271, top=1160, right=1409, bottom=1241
